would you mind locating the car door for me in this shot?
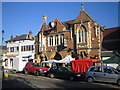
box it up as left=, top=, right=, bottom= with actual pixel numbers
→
left=28, top=64, right=35, bottom=73
left=102, top=67, right=119, bottom=83
left=58, top=67, right=70, bottom=78
left=49, top=67, right=59, bottom=77
left=26, top=63, right=32, bottom=72
left=92, top=67, right=104, bottom=81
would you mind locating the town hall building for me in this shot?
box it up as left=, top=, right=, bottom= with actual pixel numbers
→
left=35, top=3, right=104, bottom=63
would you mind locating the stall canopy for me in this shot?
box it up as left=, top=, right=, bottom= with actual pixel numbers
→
left=55, top=55, right=75, bottom=63
left=41, top=55, right=75, bottom=63
left=41, top=60, right=57, bottom=63
left=101, top=52, right=120, bottom=63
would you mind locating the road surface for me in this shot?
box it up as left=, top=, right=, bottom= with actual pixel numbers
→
left=2, top=73, right=120, bottom=89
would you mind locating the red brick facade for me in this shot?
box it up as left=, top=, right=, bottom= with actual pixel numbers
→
left=35, top=4, right=104, bottom=63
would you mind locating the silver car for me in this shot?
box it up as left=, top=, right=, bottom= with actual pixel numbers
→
left=86, top=66, right=120, bottom=86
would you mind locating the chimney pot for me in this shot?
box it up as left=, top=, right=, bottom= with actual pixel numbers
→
left=43, top=15, right=47, bottom=23
left=11, top=35, right=13, bottom=39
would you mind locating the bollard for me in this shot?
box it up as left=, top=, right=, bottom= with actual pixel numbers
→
left=4, top=70, right=9, bottom=78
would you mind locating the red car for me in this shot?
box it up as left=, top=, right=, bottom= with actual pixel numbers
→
left=23, top=62, right=49, bottom=76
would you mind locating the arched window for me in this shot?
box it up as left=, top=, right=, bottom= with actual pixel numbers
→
left=78, top=31, right=81, bottom=42
left=78, top=26, right=87, bottom=43
left=49, top=36, right=53, bottom=46
left=60, top=34, right=64, bottom=44
left=55, top=35, right=59, bottom=45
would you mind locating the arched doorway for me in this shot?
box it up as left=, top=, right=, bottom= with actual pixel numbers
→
left=53, top=52, right=62, bottom=60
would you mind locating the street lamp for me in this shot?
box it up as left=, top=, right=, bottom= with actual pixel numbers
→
left=2, top=30, right=4, bottom=49
left=2, top=30, right=4, bottom=58
left=1, top=30, right=4, bottom=70
left=2, top=30, right=4, bottom=43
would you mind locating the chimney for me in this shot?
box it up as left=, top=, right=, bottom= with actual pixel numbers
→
left=29, top=30, right=32, bottom=39
left=103, top=26, right=107, bottom=29
left=11, top=35, right=13, bottom=39
left=43, top=15, right=47, bottom=23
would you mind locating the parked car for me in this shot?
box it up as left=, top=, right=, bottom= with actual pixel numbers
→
left=116, top=64, right=120, bottom=72
left=86, top=66, right=120, bottom=86
left=47, top=66, right=81, bottom=80
left=23, top=62, right=49, bottom=76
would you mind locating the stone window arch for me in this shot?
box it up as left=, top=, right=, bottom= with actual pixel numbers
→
left=78, top=25, right=87, bottom=43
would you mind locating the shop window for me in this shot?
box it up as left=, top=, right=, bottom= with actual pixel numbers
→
left=10, top=59, right=13, bottom=67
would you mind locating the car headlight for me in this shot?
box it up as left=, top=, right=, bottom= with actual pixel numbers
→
left=39, top=69, right=43, bottom=71
left=44, top=70, right=47, bottom=73
left=77, top=74, right=81, bottom=77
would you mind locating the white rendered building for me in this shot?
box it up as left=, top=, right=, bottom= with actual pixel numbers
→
left=2, top=31, right=35, bottom=72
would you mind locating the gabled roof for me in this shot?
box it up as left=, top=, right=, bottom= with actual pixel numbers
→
left=6, top=34, right=34, bottom=43
left=54, top=18, right=66, bottom=28
left=74, top=10, right=95, bottom=24
left=63, top=19, right=75, bottom=25
left=103, top=27, right=120, bottom=39
left=62, top=19, right=75, bottom=29
left=102, top=26, right=120, bottom=51
left=40, top=23, right=49, bottom=32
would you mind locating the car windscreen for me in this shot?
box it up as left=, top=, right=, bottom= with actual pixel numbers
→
left=112, top=68, right=120, bottom=74
left=34, top=64, right=41, bottom=67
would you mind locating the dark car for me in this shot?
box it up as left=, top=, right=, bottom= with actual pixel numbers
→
left=47, top=66, right=81, bottom=80
left=23, top=62, right=49, bottom=76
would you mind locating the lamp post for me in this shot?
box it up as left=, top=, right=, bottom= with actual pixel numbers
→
left=2, top=30, right=4, bottom=46
left=2, top=30, right=4, bottom=51
left=2, top=30, right=4, bottom=60
left=1, top=30, right=4, bottom=71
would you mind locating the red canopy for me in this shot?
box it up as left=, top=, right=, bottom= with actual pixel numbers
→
left=72, top=59, right=100, bottom=63
left=71, top=59, right=100, bottom=74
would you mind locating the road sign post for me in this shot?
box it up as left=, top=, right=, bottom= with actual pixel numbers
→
left=3, top=70, right=9, bottom=78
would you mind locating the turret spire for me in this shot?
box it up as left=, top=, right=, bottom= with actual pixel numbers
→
left=81, top=3, right=84, bottom=11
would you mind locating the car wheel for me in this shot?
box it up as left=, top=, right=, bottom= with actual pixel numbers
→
left=117, top=79, right=120, bottom=86
left=34, top=70, right=40, bottom=76
left=49, top=73, right=54, bottom=78
left=11, top=70, right=16, bottom=74
left=69, top=76, right=74, bottom=81
left=24, top=69, right=29, bottom=75
left=87, top=77, right=94, bottom=83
